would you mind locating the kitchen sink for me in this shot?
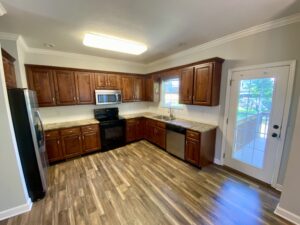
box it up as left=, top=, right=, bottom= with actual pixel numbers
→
left=153, top=115, right=175, bottom=121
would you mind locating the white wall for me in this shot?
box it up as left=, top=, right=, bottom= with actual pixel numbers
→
left=25, top=49, right=146, bottom=74
left=146, top=22, right=300, bottom=185
left=0, top=43, right=30, bottom=219
left=275, top=99, right=300, bottom=224
left=0, top=38, right=27, bottom=88
left=39, top=102, right=149, bottom=124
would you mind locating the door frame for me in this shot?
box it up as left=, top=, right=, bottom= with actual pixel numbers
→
left=220, top=60, right=296, bottom=190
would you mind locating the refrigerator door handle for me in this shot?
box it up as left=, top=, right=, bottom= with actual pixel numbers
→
left=36, top=110, right=45, bottom=146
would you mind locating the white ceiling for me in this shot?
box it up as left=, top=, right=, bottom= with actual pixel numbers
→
left=1, top=0, right=300, bottom=63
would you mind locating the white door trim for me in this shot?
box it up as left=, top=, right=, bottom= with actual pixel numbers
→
left=220, top=60, right=296, bottom=188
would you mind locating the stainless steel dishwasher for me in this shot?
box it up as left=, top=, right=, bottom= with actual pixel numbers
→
left=166, top=123, right=186, bottom=160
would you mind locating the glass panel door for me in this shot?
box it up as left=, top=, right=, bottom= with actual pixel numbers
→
left=232, top=78, right=275, bottom=168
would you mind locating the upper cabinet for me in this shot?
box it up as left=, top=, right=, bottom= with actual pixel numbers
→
left=26, top=65, right=95, bottom=107
left=94, top=73, right=120, bottom=90
left=2, top=49, right=17, bottom=89
left=144, top=75, right=154, bottom=101
left=53, top=70, right=77, bottom=105
left=75, top=72, right=95, bottom=104
left=26, top=67, right=56, bottom=107
left=179, top=58, right=223, bottom=106
left=121, top=75, right=144, bottom=102
left=179, top=67, right=194, bottom=104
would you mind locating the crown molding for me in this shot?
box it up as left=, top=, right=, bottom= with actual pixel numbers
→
left=1, top=12, right=300, bottom=69
left=0, top=32, right=19, bottom=41
left=148, top=12, right=300, bottom=70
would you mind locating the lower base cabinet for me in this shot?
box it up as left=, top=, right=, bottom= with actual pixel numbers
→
left=45, top=124, right=100, bottom=163
left=145, top=119, right=166, bottom=149
left=185, top=129, right=216, bottom=167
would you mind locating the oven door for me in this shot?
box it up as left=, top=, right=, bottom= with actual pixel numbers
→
left=100, top=120, right=125, bottom=151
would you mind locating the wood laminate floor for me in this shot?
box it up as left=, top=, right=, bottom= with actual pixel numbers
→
left=1, top=141, right=291, bottom=225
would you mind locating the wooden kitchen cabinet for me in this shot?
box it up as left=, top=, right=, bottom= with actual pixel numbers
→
left=94, top=73, right=120, bottom=89
left=2, top=49, right=17, bottom=89
left=122, top=76, right=145, bottom=102
left=144, top=119, right=166, bottom=149
left=185, top=137, right=200, bottom=166
left=45, top=130, right=64, bottom=163
left=81, top=125, right=100, bottom=153
left=134, top=77, right=144, bottom=101
left=144, top=75, right=154, bottom=101
left=126, top=118, right=144, bottom=142
left=26, top=66, right=56, bottom=107
left=121, top=76, right=135, bottom=101
left=179, top=66, right=194, bottom=104
left=179, top=59, right=223, bottom=106
left=53, top=70, right=77, bottom=105
left=185, top=129, right=216, bottom=167
left=75, top=72, right=95, bottom=104
left=45, top=124, right=101, bottom=163
left=61, top=127, right=82, bottom=158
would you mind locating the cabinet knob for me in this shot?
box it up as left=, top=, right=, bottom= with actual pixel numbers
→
left=57, top=140, right=60, bottom=144
left=52, top=97, right=55, bottom=103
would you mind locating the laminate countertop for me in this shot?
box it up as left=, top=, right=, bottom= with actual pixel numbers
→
left=44, top=119, right=99, bottom=131
left=122, top=112, right=217, bottom=133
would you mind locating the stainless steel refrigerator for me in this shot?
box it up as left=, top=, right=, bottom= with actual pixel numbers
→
left=8, top=89, right=47, bottom=201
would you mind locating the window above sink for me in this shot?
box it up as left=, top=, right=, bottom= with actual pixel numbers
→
left=160, top=77, right=183, bottom=109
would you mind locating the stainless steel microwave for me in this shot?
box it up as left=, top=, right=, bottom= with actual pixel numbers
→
left=95, top=90, right=122, bottom=105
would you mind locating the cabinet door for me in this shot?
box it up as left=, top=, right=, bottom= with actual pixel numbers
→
left=126, top=119, right=137, bottom=142
left=46, top=137, right=63, bottom=162
left=82, top=132, right=100, bottom=153
left=154, top=127, right=166, bottom=149
left=27, top=67, right=56, bottom=107
left=121, top=76, right=134, bottom=102
left=136, top=118, right=145, bottom=140
left=193, top=63, right=213, bottom=106
left=2, top=57, right=17, bottom=89
left=75, top=72, right=95, bottom=104
left=134, top=77, right=144, bottom=101
left=144, top=76, right=154, bottom=101
left=185, top=138, right=200, bottom=166
left=54, top=70, right=77, bottom=105
left=180, top=67, right=194, bottom=104
left=107, top=74, right=119, bottom=89
left=61, top=134, right=82, bottom=158
left=94, top=73, right=107, bottom=89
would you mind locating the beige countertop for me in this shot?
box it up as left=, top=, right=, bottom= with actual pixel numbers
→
left=43, top=119, right=99, bottom=131
left=43, top=113, right=217, bottom=133
left=122, top=112, right=217, bottom=133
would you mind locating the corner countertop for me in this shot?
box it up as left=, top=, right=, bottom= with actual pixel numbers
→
left=43, top=119, right=99, bottom=131
left=122, top=112, right=217, bottom=133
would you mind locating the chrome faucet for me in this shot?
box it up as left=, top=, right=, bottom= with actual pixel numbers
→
left=169, top=107, right=175, bottom=120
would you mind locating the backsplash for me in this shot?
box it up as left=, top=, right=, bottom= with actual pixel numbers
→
left=39, top=102, right=149, bottom=124
left=147, top=103, right=220, bottom=125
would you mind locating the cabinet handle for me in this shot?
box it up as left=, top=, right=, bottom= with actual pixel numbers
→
left=57, top=140, right=60, bottom=144
left=73, top=96, right=76, bottom=101
left=52, top=97, right=55, bottom=103
left=79, top=136, right=81, bottom=140
left=82, top=136, right=85, bottom=140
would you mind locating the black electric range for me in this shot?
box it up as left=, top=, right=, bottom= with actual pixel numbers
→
left=94, top=108, right=126, bottom=151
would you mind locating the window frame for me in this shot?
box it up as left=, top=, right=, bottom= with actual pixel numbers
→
left=160, top=76, right=183, bottom=109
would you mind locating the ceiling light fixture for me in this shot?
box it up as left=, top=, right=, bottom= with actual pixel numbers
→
left=0, top=3, right=7, bottom=16
left=83, top=33, right=147, bottom=55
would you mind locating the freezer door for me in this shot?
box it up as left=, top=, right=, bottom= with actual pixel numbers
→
left=25, top=90, right=48, bottom=191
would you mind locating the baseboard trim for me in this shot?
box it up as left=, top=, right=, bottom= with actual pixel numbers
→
left=275, top=204, right=300, bottom=225
left=213, top=158, right=223, bottom=165
left=0, top=199, right=32, bottom=221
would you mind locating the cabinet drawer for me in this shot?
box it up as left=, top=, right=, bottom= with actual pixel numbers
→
left=45, top=130, right=59, bottom=139
left=60, top=127, right=81, bottom=136
left=155, top=121, right=166, bottom=128
left=81, top=124, right=99, bottom=133
left=186, top=130, right=200, bottom=140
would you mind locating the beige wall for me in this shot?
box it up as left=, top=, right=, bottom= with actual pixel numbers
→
left=0, top=43, right=30, bottom=214
left=146, top=22, right=300, bottom=185
left=276, top=98, right=300, bottom=221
